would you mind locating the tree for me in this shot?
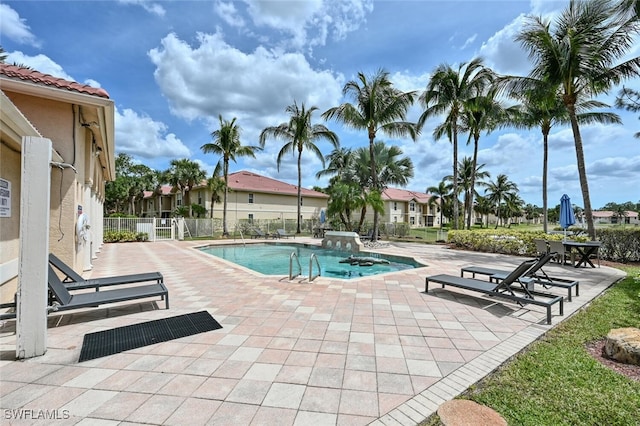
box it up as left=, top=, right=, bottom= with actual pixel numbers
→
left=485, top=174, right=519, bottom=228
left=206, top=163, right=225, bottom=219
left=473, top=195, right=494, bottom=228
left=418, top=58, right=493, bottom=230
left=260, top=101, right=339, bottom=234
left=447, top=156, right=490, bottom=229
left=353, top=141, right=414, bottom=231
left=615, top=87, right=640, bottom=137
left=202, top=115, right=260, bottom=235
left=323, top=69, right=418, bottom=241
left=164, top=158, right=206, bottom=217
left=516, top=0, right=640, bottom=239
left=505, top=82, right=620, bottom=233
left=427, top=180, right=452, bottom=229
left=105, top=153, right=159, bottom=215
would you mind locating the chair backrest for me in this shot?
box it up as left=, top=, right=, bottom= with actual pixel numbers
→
left=548, top=240, right=565, bottom=254
left=524, top=252, right=554, bottom=277
left=49, top=253, right=85, bottom=283
left=533, top=239, right=548, bottom=255
left=48, top=265, right=73, bottom=305
left=494, top=259, right=538, bottom=289
left=277, top=229, right=286, bottom=235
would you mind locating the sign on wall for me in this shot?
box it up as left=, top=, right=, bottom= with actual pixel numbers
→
left=0, top=178, right=10, bottom=218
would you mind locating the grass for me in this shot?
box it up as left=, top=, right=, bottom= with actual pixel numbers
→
left=421, top=264, right=640, bottom=425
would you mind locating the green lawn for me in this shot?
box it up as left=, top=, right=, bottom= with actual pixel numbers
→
left=421, top=265, right=640, bottom=425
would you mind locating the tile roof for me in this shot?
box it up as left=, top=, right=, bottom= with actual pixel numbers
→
left=382, top=187, right=432, bottom=203
left=0, top=64, right=110, bottom=98
left=593, top=210, right=639, bottom=218
left=226, top=171, right=328, bottom=198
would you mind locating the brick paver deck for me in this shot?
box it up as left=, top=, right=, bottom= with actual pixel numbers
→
left=0, top=239, right=624, bottom=425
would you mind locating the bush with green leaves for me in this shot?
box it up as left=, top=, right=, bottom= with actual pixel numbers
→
left=104, top=230, right=148, bottom=243
left=448, top=228, right=640, bottom=263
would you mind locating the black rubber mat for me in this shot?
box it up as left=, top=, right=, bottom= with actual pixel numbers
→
left=78, top=311, right=222, bottom=362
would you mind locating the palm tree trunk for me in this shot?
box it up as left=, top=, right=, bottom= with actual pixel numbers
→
left=369, top=131, right=379, bottom=242
left=222, top=160, right=229, bottom=236
left=542, top=131, right=549, bottom=234
left=452, top=129, right=459, bottom=230
left=297, top=150, right=303, bottom=234
left=567, top=104, right=595, bottom=240
left=468, top=134, right=480, bottom=230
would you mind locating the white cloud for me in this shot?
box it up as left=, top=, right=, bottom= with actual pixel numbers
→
left=117, top=0, right=165, bottom=17
left=241, top=0, right=373, bottom=49
left=461, top=34, right=477, bottom=50
left=477, top=15, right=532, bottom=76
left=115, top=108, right=191, bottom=159
left=147, top=31, right=343, bottom=140
left=5, top=51, right=74, bottom=80
left=215, top=1, right=246, bottom=28
left=0, top=4, right=40, bottom=47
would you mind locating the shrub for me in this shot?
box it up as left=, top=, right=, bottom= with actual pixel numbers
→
left=448, top=228, right=640, bottom=263
left=104, top=230, right=148, bottom=243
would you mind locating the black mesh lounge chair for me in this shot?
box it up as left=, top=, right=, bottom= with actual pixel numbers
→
left=460, top=252, right=579, bottom=301
left=425, top=259, right=564, bottom=324
left=250, top=229, right=267, bottom=239
left=48, top=265, right=169, bottom=312
left=276, top=229, right=294, bottom=239
left=49, top=254, right=163, bottom=291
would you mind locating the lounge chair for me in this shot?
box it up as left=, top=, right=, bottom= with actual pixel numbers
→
left=426, top=259, right=564, bottom=324
left=48, top=265, right=169, bottom=312
left=461, top=252, right=579, bottom=301
left=276, top=229, right=294, bottom=239
left=250, top=228, right=267, bottom=239
left=49, top=254, right=163, bottom=291
left=534, top=238, right=549, bottom=256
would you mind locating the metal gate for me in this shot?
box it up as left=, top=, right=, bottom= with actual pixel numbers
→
left=154, top=218, right=175, bottom=241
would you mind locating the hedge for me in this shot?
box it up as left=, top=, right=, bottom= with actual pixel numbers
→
left=104, top=230, right=149, bottom=243
left=448, top=228, right=640, bottom=263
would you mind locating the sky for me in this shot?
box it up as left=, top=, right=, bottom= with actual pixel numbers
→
left=1, top=0, right=639, bottom=210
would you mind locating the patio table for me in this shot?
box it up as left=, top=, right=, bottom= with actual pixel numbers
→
left=563, top=241, right=601, bottom=268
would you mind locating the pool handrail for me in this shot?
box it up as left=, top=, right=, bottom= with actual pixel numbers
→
left=289, top=252, right=302, bottom=280
left=309, top=253, right=321, bottom=282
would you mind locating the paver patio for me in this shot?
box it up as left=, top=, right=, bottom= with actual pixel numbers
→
left=0, top=238, right=624, bottom=425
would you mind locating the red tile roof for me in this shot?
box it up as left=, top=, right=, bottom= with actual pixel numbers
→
left=226, top=171, right=328, bottom=198
left=0, top=64, right=110, bottom=98
left=593, top=210, right=639, bottom=218
left=382, top=187, right=431, bottom=203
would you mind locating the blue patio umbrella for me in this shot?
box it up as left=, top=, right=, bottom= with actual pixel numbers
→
left=320, top=209, right=326, bottom=224
left=559, top=194, right=576, bottom=239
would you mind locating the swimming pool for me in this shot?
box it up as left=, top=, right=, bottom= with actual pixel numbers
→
left=198, top=243, right=424, bottom=279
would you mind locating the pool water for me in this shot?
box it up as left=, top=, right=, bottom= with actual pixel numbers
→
left=199, top=243, right=422, bottom=279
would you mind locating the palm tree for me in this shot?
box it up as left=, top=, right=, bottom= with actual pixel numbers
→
left=615, top=87, right=640, bottom=138
left=448, top=156, right=490, bottom=229
left=418, top=58, right=493, bottom=230
left=164, top=158, right=206, bottom=217
left=206, top=163, right=225, bottom=219
left=459, top=83, right=502, bottom=229
left=473, top=195, right=494, bottom=228
left=353, top=141, right=414, bottom=231
left=260, top=101, right=339, bottom=234
left=316, top=147, right=354, bottom=182
left=515, top=0, right=640, bottom=239
left=323, top=69, right=418, bottom=241
left=485, top=174, right=519, bottom=228
left=427, top=180, right=452, bottom=229
left=201, top=115, right=260, bottom=236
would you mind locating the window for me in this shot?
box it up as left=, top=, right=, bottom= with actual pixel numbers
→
left=248, top=193, right=254, bottom=204
left=198, top=193, right=203, bottom=205
left=410, top=217, right=415, bottom=225
left=248, top=213, right=254, bottom=223
left=176, top=193, right=182, bottom=206
left=393, top=202, right=398, bottom=211
left=393, top=216, right=397, bottom=223
left=300, top=197, right=303, bottom=206
left=410, top=202, right=415, bottom=212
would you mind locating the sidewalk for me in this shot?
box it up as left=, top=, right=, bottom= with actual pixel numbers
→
left=0, top=239, right=624, bottom=425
